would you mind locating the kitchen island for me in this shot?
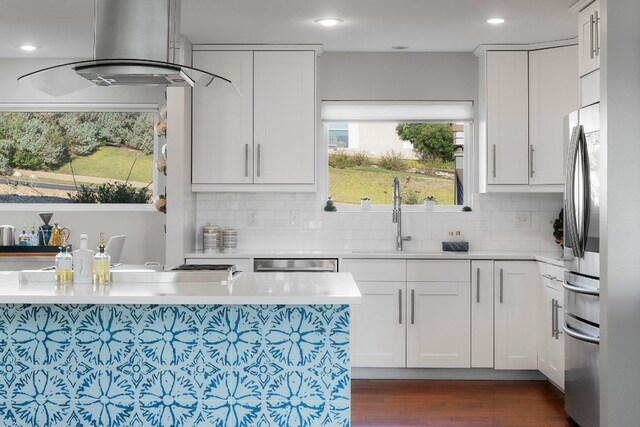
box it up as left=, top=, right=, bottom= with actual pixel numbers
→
left=0, top=270, right=360, bottom=427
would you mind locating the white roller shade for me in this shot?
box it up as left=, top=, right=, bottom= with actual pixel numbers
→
left=321, top=101, right=474, bottom=122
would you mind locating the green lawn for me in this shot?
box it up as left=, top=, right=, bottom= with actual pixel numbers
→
left=54, top=146, right=153, bottom=183
left=329, top=166, right=455, bottom=205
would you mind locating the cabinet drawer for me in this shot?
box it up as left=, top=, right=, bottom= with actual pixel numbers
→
left=407, top=260, right=470, bottom=282
left=341, top=259, right=406, bottom=281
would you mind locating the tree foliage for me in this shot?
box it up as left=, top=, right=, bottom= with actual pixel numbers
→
left=395, top=123, right=455, bottom=163
left=0, top=112, right=154, bottom=174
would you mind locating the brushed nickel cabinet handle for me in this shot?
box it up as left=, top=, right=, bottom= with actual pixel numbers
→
left=590, top=14, right=595, bottom=59
left=476, top=267, right=480, bottom=303
left=244, top=144, right=249, bottom=178
left=492, top=144, right=497, bottom=178
left=530, top=144, right=534, bottom=178
left=499, top=268, right=504, bottom=304
left=551, top=299, right=556, bottom=338
left=256, top=144, right=261, bottom=177
left=398, top=288, right=403, bottom=325
left=410, top=289, right=415, bottom=325
left=594, top=11, right=600, bottom=57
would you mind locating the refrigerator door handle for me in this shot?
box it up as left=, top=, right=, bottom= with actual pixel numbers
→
left=565, top=126, right=582, bottom=258
left=563, top=323, right=600, bottom=345
left=579, top=129, right=591, bottom=255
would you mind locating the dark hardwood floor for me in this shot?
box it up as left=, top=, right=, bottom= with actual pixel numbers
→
left=351, top=379, right=578, bottom=427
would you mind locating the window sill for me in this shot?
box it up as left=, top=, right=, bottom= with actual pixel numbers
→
left=329, top=204, right=466, bottom=213
left=0, top=203, right=157, bottom=213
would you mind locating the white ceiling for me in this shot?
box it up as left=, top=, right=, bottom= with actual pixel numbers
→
left=2, top=0, right=577, bottom=59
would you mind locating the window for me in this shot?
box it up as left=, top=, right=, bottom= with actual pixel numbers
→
left=0, top=105, right=160, bottom=204
left=322, top=101, right=473, bottom=207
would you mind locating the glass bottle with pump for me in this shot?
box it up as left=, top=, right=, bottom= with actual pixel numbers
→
left=55, top=237, right=73, bottom=285
left=93, top=232, right=111, bottom=285
left=30, top=223, right=38, bottom=246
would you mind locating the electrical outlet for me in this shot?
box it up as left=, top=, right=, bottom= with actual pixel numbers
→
left=289, top=209, right=301, bottom=226
left=515, top=211, right=531, bottom=229
left=248, top=210, right=257, bottom=226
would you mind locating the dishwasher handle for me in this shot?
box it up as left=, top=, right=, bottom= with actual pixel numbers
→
left=255, top=266, right=337, bottom=272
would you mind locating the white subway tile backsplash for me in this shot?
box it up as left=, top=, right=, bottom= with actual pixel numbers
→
left=194, top=192, right=562, bottom=254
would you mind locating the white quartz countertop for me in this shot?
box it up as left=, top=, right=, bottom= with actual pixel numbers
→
left=185, top=250, right=565, bottom=266
left=0, top=271, right=361, bottom=305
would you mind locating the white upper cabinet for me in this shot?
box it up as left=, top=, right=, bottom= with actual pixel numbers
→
left=578, top=0, right=600, bottom=77
left=486, top=51, right=529, bottom=185
left=529, top=46, right=579, bottom=185
left=192, top=51, right=253, bottom=184
left=192, top=49, right=316, bottom=191
left=253, top=51, right=315, bottom=185
left=479, top=44, right=579, bottom=192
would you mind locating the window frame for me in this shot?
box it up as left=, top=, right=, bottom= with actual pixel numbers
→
left=320, top=101, right=475, bottom=211
left=0, top=103, right=161, bottom=211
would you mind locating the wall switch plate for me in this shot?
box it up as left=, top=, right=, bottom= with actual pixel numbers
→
left=289, top=209, right=301, bottom=227
left=515, top=211, right=531, bottom=229
left=248, top=210, right=257, bottom=226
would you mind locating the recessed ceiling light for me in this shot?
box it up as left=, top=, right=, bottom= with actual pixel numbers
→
left=314, top=18, right=344, bottom=27
left=20, top=45, right=39, bottom=52
left=487, top=18, right=505, bottom=25
left=392, top=46, right=409, bottom=50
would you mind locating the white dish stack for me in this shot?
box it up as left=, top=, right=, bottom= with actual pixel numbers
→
left=202, top=224, right=221, bottom=253
left=221, top=228, right=238, bottom=253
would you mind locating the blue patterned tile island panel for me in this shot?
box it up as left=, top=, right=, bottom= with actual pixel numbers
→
left=0, top=304, right=351, bottom=427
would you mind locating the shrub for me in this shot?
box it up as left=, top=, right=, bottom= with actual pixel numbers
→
left=68, top=181, right=151, bottom=204
left=0, top=139, right=16, bottom=176
left=379, top=150, right=406, bottom=171
left=328, top=151, right=370, bottom=169
left=402, top=188, right=423, bottom=205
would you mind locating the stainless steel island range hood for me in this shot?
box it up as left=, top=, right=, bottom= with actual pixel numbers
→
left=18, top=0, right=234, bottom=96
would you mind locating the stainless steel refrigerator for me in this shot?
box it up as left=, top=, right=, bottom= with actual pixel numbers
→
left=563, top=102, right=601, bottom=427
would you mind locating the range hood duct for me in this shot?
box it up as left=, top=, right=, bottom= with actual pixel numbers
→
left=18, top=0, right=235, bottom=96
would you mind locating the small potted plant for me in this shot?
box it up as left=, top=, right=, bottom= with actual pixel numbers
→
left=424, top=196, right=436, bottom=210
left=360, top=197, right=371, bottom=211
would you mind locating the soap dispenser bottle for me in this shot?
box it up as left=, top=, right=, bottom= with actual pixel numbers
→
left=55, top=238, right=73, bottom=285
left=93, top=232, right=111, bottom=285
left=73, top=234, right=94, bottom=284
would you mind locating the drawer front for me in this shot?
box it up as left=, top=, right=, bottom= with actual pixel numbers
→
left=407, top=260, right=470, bottom=282
left=341, top=259, right=406, bottom=282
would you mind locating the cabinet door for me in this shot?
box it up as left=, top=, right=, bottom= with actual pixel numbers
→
left=494, top=261, right=538, bottom=369
left=406, top=281, right=471, bottom=368
left=471, top=261, right=494, bottom=368
left=537, top=270, right=551, bottom=377
left=350, top=281, right=406, bottom=367
left=578, top=1, right=600, bottom=77
left=486, top=51, right=529, bottom=185
left=192, top=51, right=254, bottom=184
left=529, top=46, right=579, bottom=185
left=547, top=285, right=565, bottom=389
left=254, top=51, right=315, bottom=184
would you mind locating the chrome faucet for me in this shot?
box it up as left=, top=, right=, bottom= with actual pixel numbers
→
left=392, top=177, right=412, bottom=251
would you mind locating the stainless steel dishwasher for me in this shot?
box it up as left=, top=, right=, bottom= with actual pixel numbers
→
left=253, top=258, right=338, bottom=273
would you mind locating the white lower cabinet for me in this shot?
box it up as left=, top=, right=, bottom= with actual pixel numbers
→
left=471, top=261, right=495, bottom=368
left=344, top=259, right=471, bottom=369
left=494, top=261, right=539, bottom=369
left=346, top=258, right=542, bottom=373
left=538, top=262, right=566, bottom=389
left=342, top=259, right=406, bottom=368
left=351, top=281, right=406, bottom=367
left=406, top=260, right=471, bottom=368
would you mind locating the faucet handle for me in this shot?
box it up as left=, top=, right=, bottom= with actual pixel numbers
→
left=402, top=236, right=412, bottom=242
